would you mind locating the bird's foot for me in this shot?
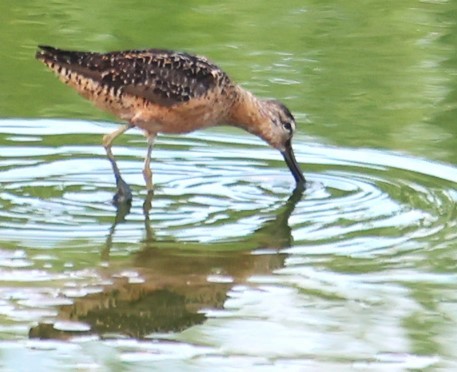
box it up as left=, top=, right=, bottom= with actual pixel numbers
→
left=112, top=176, right=133, bottom=205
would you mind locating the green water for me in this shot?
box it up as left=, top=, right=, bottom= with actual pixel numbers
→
left=1, top=1, right=457, bottom=370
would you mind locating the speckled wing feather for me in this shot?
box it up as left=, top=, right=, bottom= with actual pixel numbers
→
left=36, top=46, right=230, bottom=107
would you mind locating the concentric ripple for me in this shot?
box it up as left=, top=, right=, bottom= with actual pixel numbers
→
left=0, top=119, right=456, bottom=257
left=287, top=145, right=457, bottom=258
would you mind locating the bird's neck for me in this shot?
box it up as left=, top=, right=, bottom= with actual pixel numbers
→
left=228, top=86, right=272, bottom=143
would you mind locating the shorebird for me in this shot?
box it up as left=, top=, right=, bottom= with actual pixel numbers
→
left=36, top=45, right=305, bottom=203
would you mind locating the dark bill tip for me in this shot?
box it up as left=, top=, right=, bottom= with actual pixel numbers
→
left=281, top=140, right=306, bottom=187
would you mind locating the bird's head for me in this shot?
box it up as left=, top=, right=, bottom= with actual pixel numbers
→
left=260, top=100, right=306, bottom=186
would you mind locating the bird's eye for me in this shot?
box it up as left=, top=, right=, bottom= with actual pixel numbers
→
left=283, top=122, right=293, bottom=132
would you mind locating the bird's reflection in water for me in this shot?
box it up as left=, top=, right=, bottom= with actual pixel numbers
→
left=29, top=187, right=303, bottom=340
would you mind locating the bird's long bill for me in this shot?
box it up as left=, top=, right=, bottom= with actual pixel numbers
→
left=281, top=140, right=306, bottom=186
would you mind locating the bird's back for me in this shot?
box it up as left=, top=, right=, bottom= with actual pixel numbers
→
left=36, top=46, right=233, bottom=106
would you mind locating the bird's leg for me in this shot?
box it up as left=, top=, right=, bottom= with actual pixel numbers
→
left=103, top=123, right=134, bottom=204
left=142, top=133, right=156, bottom=214
left=143, top=133, right=156, bottom=194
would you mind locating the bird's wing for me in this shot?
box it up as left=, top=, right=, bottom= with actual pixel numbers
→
left=36, top=46, right=229, bottom=107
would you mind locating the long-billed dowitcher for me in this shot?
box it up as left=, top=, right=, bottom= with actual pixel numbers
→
left=35, top=45, right=305, bottom=203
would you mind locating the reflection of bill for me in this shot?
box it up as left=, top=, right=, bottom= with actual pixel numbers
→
left=29, top=187, right=303, bottom=340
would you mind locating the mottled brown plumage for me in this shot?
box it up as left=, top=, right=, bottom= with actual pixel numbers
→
left=36, top=45, right=305, bottom=204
